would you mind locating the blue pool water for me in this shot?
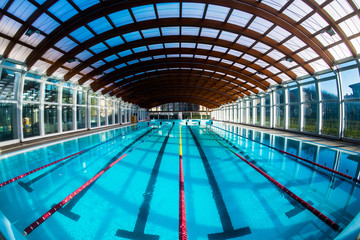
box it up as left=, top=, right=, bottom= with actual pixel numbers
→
left=0, top=120, right=359, bottom=239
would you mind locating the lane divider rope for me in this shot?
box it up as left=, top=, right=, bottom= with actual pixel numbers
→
left=200, top=126, right=342, bottom=233
left=23, top=123, right=169, bottom=236
left=179, top=124, right=188, bottom=240
left=0, top=124, right=151, bottom=189
left=209, top=124, right=359, bottom=183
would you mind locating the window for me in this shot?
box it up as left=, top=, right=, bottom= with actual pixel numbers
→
left=44, top=84, right=58, bottom=103
left=77, top=90, right=86, bottom=105
left=303, top=103, right=317, bottom=132
left=77, top=106, right=86, bottom=129
left=22, top=104, right=40, bottom=138
left=62, top=106, right=73, bottom=131
left=23, top=80, right=41, bottom=102
left=100, top=99, right=106, bottom=125
left=0, top=69, right=17, bottom=100
left=0, top=103, right=17, bottom=141
left=44, top=105, right=58, bottom=134
left=344, top=101, right=360, bottom=139
left=322, top=102, right=338, bottom=136
left=62, top=87, right=73, bottom=104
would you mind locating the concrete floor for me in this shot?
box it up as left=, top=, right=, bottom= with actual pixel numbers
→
left=0, top=122, right=138, bottom=156
left=219, top=121, right=360, bottom=154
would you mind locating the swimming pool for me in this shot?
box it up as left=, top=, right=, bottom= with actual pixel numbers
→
left=0, top=120, right=359, bottom=239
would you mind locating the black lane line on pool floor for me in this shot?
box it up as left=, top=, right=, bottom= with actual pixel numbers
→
left=115, top=125, right=174, bottom=240
left=187, top=126, right=251, bottom=240
left=205, top=128, right=316, bottom=220
left=52, top=128, right=154, bottom=222
left=17, top=125, right=148, bottom=193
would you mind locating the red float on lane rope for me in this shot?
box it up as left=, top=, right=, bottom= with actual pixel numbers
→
left=0, top=151, right=83, bottom=188
left=179, top=125, right=188, bottom=240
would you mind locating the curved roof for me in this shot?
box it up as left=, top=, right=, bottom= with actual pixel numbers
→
left=1, top=0, right=360, bottom=108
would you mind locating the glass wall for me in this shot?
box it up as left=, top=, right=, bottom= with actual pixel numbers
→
left=44, top=105, right=58, bottom=134
left=212, top=59, right=360, bottom=142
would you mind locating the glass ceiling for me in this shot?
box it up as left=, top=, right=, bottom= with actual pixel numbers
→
left=1, top=0, right=360, bottom=107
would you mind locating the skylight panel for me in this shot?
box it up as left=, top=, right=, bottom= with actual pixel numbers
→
left=115, top=63, right=127, bottom=69
left=283, top=36, right=306, bottom=52
left=195, top=55, right=207, bottom=59
left=1, top=0, right=9, bottom=8
left=255, top=59, right=269, bottom=68
left=280, top=59, right=298, bottom=68
left=200, top=28, right=219, bottom=38
left=92, top=60, right=105, bottom=68
left=197, top=43, right=212, bottom=50
left=8, top=0, right=37, bottom=21
left=167, top=54, right=180, bottom=58
left=72, top=0, right=99, bottom=11
left=0, top=16, right=22, bottom=37
left=181, top=26, right=200, bottom=36
left=339, top=15, right=360, bottom=37
left=32, top=13, right=60, bottom=34
left=245, top=67, right=257, bottom=73
left=213, top=46, right=228, bottom=53
left=75, top=50, right=93, bottom=61
left=107, top=10, right=133, bottom=27
left=283, top=0, right=313, bottom=22
left=133, top=46, right=148, bottom=53
left=267, top=49, right=285, bottom=61
left=205, top=4, right=230, bottom=22
left=208, top=56, right=221, bottom=62
left=242, top=54, right=256, bottom=62
left=118, top=49, right=132, bottom=57
left=181, top=54, right=194, bottom=58
left=165, top=43, right=180, bottom=48
left=105, top=36, right=124, bottom=47
left=64, top=61, right=80, bottom=69
left=104, top=54, right=118, bottom=62
left=309, top=59, right=329, bottom=72
left=53, top=68, right=68, bottom=78
left=328, top=43, right=352, bottom=60
left=248, top=17, right=273, bottom=34
left=236, top=36, right=255, bottom=47
left=156, top=3, right=180, bottom=18
left=161, top=27, right=180, bottom=36
left=140, top=57, right=152, bottom=62
left=48, top=0, right=78, bottom=22
left=54, top=37, right=77, bottom=52
left=132, top=5, right=156, bottom=22
left=350, top=36, right=360, bottom=54
left=182, top=2, right=205, bottom=18
left=253, top=42, right=271, bottom=53
left=88, top=17, right=113, bottom=34
left=154, top=55, right=166, bottom=59
left=267, top=26, right=291, bottom=43
left=221, top=59, right=233, bottom=65
left=277, top=73, right=291, bottom=81
left=301, top=13, right=329, bottom=34
left=70, top=26, right=94, bottom=43
left=89, top=42, right=108, bottom=54
left=141, top=28, right=161, bottom=38
left=227, top=9, right=253, bottom=27
left=31, top=60, right=51, bottom=73
left=292, top=67, right=308, bottom=77
left=218, top=31, right=238, bottom=42
left=148, top=44, right=163, bottom=50
left=181, top=42, right=196, bottom=48
left=127, top=60, right=139, bottom=65
left=267, top=66, right=281, bottom=74
left=42, top=48, right=63, bottom=62
left=80, top=67, right=94, bottom=75
left=262, top=0, right=288, bottom=11
left=297, top=47, right=319, bottom=61
left=228, top=49, right=242, bottom=57
left=315, top=31, right=341, bottom=47
left=324, top=0, right=353, bottom=21
left=122, top=31, right=142, bottom=42
left=0, top=38, right=10, bottom=55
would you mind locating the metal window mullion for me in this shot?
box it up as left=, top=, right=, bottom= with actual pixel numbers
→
left=39, top=79, right=45, bottom=136
left=335, top=67, right=344, bottom=139
left=299, top=85, right=304, bottom=132
left=315, top=78, right=321, bottom=135
left=73, top=88, right=77, bottom=130
left=16, top=70, right=25, bottom=141
left=58, top=86, right=63, bottom=133
left=284, top=88, right=289, bottom=129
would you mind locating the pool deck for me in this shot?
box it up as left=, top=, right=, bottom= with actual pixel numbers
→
left=0, top=122, right=139, bottom=156
left=216, top=121, right=360, bottom=154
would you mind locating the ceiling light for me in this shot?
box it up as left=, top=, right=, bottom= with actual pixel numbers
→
left=67, top=58, right=79, bottom=63
left=282, top=57, right=294, bottom=62
left=320, top=27, right=335, bottom=36
left=25, top=27, right=40, bottom=37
